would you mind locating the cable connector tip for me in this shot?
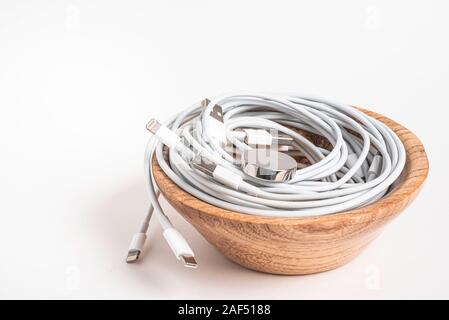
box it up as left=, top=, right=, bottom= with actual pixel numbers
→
left=146, top=118, right=161, bottom=134
left=126, top=233, right=147, bottom=263
left=180, top=255, right=198, bottom=268
left=126, top=249, right=141, bottom=263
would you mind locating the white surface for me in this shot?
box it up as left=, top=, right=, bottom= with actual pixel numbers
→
left=0, top=0, right=447, bottom=299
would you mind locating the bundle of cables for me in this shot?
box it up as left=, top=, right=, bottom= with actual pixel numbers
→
left=126, top=93, right=406, bottom=268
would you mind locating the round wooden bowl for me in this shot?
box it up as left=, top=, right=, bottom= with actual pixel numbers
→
left=152, top=108, right=429, bottom=275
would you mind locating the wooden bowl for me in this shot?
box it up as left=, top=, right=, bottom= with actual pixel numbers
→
left=152, top=108, right=429, bottom=275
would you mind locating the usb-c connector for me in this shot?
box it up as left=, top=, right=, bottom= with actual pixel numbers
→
left=163, top=228, right=198, bottom=269
left=180, top=255, right=198, bottom=268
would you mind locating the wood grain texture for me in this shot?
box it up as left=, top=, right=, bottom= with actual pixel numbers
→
left=152, top=108, right=429, bottom=275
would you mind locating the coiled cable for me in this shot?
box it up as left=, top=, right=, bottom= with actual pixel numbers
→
left=127, top=93, right=406, bottom=266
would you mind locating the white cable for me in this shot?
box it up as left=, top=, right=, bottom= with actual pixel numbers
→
left=128, top=93, right=406, bottom=267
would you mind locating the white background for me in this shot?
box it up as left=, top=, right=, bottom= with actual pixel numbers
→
left=0, top=0, right=448, bottom=299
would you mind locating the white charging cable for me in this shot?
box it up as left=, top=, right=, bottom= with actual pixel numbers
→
left=126, top=93, right=406, bottom=268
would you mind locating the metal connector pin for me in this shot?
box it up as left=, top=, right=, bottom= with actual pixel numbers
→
left=146, top=118, right=161, bottom=134
left=180, top=255, right=198, bottom=268
left=200, top=98, right=211, bottom=108
left=126, top=249, right=141, bottom=263
left=191, top=156, right=217, bottom=177
left=201, top=98, right=224, bottom=123
left=210, top=104, right=224, bottom=123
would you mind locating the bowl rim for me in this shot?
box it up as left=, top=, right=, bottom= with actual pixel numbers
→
left=152, top=107, right=429, bottom=226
